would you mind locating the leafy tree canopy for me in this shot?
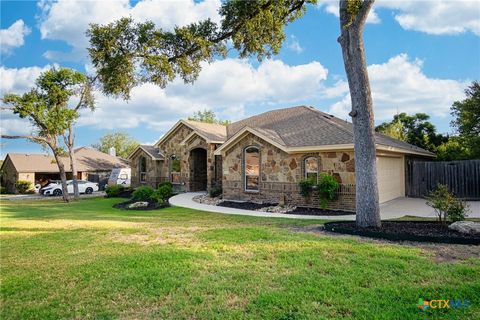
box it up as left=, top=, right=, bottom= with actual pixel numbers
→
left=188, top=109, right=230, bottom=125
left=87, top=0, right=315, bottom=99
left=449, top=81, right=480, bottom=159
left=92, top=132, right=140, bottom=159
left=375, top=112, right=447, bottom=152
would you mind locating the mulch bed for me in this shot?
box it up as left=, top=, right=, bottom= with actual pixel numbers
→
left=113, top=199, right=169, bottom=211
left=218, top=201, right=354, bottom=216
left=324, top=221, right=480, bottom=245
left=287, top=206, right=354, bottom=216
left=218, top=201, right=276, bottom=210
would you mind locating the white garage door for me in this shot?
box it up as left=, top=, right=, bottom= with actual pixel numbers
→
left=376, top=156, right=405, bottom=203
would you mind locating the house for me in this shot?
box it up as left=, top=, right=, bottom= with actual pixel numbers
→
left=1, top=147, right=129, bottom=193
left=129, top=106, right=434, bottom=211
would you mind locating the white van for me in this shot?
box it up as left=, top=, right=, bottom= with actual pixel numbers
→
left=108, top=168, right=131, bottom=187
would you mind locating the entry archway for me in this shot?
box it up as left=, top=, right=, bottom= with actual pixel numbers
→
left=189, top=148, right=207, bottom=191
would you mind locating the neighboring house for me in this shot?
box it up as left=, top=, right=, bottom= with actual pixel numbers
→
left=129, top=106, right=434, bottom=211
left=1, top=147, right=129, bottom=193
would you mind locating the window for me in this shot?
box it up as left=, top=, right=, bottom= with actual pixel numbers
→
left=139, top=156, right=147, bottom=183
left=170, top=157, right=181, bottom=184
left=304, top=156, right=319, bottom=181
left=244, top=146, right=260, bottom=191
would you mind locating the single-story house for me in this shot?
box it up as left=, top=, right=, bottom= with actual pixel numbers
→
left=1, top=147, right=129, bottom=193
left=129, top=106, right=434, bottom=211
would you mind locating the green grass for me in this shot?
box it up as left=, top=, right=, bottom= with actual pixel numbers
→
left=1, top=198, right=478, bottom=319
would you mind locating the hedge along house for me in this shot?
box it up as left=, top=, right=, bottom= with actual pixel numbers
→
left=128, top=120, right=226, bottom=192
left=214, top=106, right=434, bottom=212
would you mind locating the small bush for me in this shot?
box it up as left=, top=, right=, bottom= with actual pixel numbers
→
left=15, top=180, right=33, bottom=194
left=426, top=184, right=469, bottom=223
left=158, top=181, right=173, bottom=189
left=105, top=185, right=124, bottom=198
left=132, top=186, right=154, bottom=201
left=209, top=185, right=222, bottom=198
left=317, top=173, right=340, bottom=209
left=298, top=178, right=315, bottom=198
left=151, top=184, right=173, bottom=203
left=0, top=186, right=7, bottom=194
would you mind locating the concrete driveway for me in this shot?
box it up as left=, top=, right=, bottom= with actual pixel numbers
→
left=170, top=192, right=479, bottom=220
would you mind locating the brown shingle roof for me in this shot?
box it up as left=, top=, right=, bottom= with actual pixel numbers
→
left=5, top=147, right=129, bottom=173
left=184, top=120, right=227, bottom=142
left=226, top=106, right=434, bottom=156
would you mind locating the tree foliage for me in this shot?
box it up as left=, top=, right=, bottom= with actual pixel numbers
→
left=92, top=132, right=140, bottom=159
left=450, top=81, right=480, bottom=159
left=376, top=113, right=447, bottom=152
left=188, top=109, right=230, bottom=125
left=87, top=0, right=314, bottom=99
left=1, top=68, right=94, bottom=202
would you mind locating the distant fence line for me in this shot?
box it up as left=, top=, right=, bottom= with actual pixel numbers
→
left=406, top=159, right=480, bottom=200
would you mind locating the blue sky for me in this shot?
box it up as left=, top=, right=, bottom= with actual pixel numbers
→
left=1, top=0, right=479, bottom=158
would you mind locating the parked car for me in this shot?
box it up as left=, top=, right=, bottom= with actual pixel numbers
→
left=39, top=181, right=61, bottom=195
left=42, top=180, right=99, bottom=196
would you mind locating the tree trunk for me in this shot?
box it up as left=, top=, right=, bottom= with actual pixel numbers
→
left=338, top=0, right=381, bottom=228
left=65, top=126, right=80, bottom=199
left=50, top=143, right=70, bottom=203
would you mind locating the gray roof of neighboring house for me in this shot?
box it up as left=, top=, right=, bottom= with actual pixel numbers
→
left=139, top=145, right=164, bottom=160
left=3, top=147, right=129, bottom=173
left=227, top=106, right=434, bottom=156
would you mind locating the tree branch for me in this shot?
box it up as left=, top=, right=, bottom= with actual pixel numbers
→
left=353, top=0, right=375, bottom=29
left=1, top=134, right=48, bottom=143
left=166, top=0, right=306, bottom=63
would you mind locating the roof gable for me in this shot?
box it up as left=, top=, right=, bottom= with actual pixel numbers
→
left=154, top=120, right=226, bottom=147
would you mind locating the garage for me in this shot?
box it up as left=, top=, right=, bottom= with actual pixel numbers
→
left=377, top=155, right=405, bottom=203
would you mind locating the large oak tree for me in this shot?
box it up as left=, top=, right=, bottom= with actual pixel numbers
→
left=87, top=0, right=381, bottom=227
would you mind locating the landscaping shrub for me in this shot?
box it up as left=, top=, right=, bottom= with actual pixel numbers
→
left=209, top=185, right=222, bottom=198
left=105, top=185, right=124, bottom=198
left=298, top=178, right=315, bottom=198
left=158, top=181, right=173, bottom=189
left=15, top=180, right=34, bottom=194
left=0, top=186, right=7, bottom=194
left=132, top=186, right=154, bottom=201
left=151, top=184, right=173, bottom=204
left=317, top=173, right=340, bottom=209
left=426, top=184, right=469, bottom=223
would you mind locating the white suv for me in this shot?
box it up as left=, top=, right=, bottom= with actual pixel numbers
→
left=43, top=180, right=99, bottom=196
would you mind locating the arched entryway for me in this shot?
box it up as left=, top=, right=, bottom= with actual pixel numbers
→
left=189, top=148, right=207, bottom=191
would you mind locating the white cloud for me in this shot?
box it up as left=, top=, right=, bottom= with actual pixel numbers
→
left=77, top=58, right=328, bottom=131
left=378, top=0, right=480, bottom=36
left=0, top=65, right=55, bottom=95
left=327, top=54, right=468, bottom=121
left=0, top=20, right=31, bottom=54
left=37, top=0, right=221, bottom=62
left=287, top=35, right=304, bottom=53
left=317, top=0, right=480, bottom=36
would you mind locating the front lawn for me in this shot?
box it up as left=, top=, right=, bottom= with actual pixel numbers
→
left=0, top=198, right=478, bottom=319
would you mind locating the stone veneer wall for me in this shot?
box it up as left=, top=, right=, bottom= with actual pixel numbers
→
left=157, top=124, right=221, bottom=191
left=130, top=150, right=163, bottom=188
left=221, top=133, right=356, bottom=212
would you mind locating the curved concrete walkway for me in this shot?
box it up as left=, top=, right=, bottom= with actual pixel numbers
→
left=170, top=192, right=480, bottom=220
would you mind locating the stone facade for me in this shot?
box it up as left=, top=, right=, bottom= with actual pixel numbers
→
left=132, top=123, right=222, bottom=191
left=221, top=133, right=356, bottom=212
left=130, top=149, right=163, bottom=188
